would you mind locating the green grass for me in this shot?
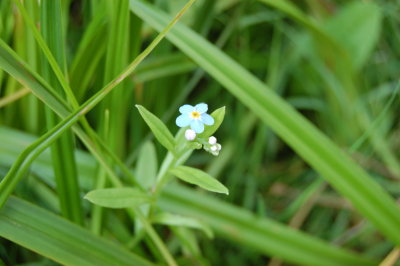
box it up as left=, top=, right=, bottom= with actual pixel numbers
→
left=0, top=0, right=399, bottom=265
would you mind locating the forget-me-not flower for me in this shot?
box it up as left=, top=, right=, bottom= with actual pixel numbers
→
left=176, top=103, right=214, bottom=133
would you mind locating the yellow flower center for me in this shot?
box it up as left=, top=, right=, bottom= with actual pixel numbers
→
left=190, top=111, right=200, bottom=119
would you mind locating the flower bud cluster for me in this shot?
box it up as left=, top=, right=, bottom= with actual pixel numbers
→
left=184, top=129, right=222, bottom=156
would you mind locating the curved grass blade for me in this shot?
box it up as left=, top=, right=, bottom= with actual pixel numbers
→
left=129, top=0, right=400, bottom=245
left=0, top=197, right=153, bottom=266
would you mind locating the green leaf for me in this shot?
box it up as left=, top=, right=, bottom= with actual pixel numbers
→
left=152, top=212, right=214, bottom=238
left=136, top=105, right=176, bottom=153
left=0, top=197, right=153, bottom=266
left=169, top=166, right=228, bottom=195
left=85, top=188, right=152, bottom=208
left=198, top=106, right=225, bottom=138
left=136, top=141, right=158, bottom=189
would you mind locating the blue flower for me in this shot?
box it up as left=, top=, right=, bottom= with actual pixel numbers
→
left=176, top=103, right=214, bottom=133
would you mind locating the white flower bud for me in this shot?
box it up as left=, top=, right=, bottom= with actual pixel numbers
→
left=185, top=129, right=196, bottom=141
left=208, top=136, right=217, bottom=145
left=216, top=144, right=222, bottom=151
left=210, top=145, right=218, bottom=152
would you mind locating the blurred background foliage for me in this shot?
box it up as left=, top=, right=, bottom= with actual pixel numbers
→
left=0, top=0, right=400, bottom=265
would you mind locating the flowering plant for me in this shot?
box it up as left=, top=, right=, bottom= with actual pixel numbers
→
left=176, top=103, right=222, bottom=156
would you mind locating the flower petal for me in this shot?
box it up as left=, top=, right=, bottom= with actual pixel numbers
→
left=201, top=113, right=214, bottom=125
left=190, top=120, right=204, bottom=133
left=176, top=114, right=191, bottom=127
left=194, top=103, right=208, bottom=113
left=179, top=104, right=194, bottom=114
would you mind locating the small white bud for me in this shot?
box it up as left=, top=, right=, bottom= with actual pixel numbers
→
left=210, top=145, right=218, bottom=152
left=216, top=144, right=222, bottom=151
left=185, top=129, right=196, bottom=141
left=208, top=136, right=217, bottom=145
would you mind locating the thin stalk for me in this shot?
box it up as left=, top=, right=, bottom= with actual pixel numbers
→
left=90, top=109, right=110, bottom=235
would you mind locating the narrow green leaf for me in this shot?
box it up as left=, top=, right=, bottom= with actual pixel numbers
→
left=0, top=197, right=153, bottom=266
left=85, top=188, right=151, bottom=208
left=136, top=105, right=176, bottom=153
left=153, top=212, right=214, bottom=238
left=198, top=106, right=225, bottom=138
left=169, top=166, right=228, bottom=195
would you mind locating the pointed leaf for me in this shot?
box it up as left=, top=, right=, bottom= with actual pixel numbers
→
left=85, top=188, right=151, bottom=208
left=136, top=105, right=176, bottom=153
left=169, top=166, right=228, bottom=195
left=198, top=106, right=225, bottom=138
